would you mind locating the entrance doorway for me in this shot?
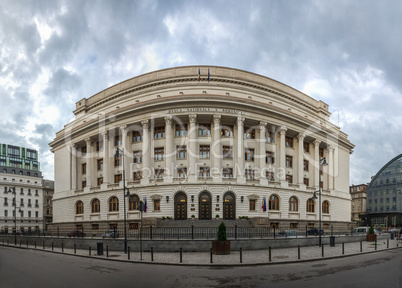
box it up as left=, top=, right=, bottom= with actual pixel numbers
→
left=199, top=192, right=212, bottom=220
left=174, top=192, right=187, bottom=220
left=223, top=192, right=236, bottom=220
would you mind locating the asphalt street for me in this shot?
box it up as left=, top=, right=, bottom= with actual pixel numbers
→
left=0, top=246, right=401, bottom=288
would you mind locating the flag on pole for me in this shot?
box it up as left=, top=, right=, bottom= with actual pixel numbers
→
left=262, top=197, right=267, bottom=212
left=208, top=68, right=210, bottom=83
left=198, top=68, right=201, bottom=82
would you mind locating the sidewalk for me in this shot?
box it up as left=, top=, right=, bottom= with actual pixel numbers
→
left=2, top=238, right=400, bottom=266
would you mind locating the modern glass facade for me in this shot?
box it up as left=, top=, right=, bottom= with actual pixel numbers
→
left=366, top=154, right=402, bottom=227
left=0, top=144, right=41, bottom=177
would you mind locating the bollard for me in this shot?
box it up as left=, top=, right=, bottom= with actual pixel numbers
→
left=322, top=244, right=324, bottom=257
left=52, top=242, right=54, bottom=251
left=342, top=243, right=344, bottom=255
left=180, top=248, right=183, bottom=263
left=360, top=241, right=362, bottom=252
left=128, top=247, right=130, bottom=260
left=375, top=239, right=377, bottom=250
left=89, top=246, right=91, bottom=256
left=387, top=239, right=389, bottom=249
left=62, top=243, right=64, bottom=253
left=151, top=247, right=154, bottom=261
left=240, top=248, right=243, bottom=263
left=107, top=245, right=109, bottom=258
left=298, top=245, right=300, bottom=260
left=74, top=243, right=76, bottom=254
left=269, top=247, right=272, bottom=262
left=210, top=248, right=213, bottom=263
left=191, top=225, right=194, bottom=240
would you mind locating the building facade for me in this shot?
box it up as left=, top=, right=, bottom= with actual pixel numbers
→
left=42, top=179, right=54, bottom=231
left=349, top=184, right=367, bottom=223
left=366, top=154, right=402, bottom=227
left=0, top=144, right=44, bottom=234
left=50, top=66, right=354, bottom=232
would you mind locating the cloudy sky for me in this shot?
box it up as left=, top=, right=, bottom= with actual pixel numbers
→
left=1, top=0, right=401, bottom=184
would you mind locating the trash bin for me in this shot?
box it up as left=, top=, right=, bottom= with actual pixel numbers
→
left=391, top=233, right=394, bottom=240
left=330, top=236, right=335, bottom=247
left=97, top=242, right=104, bottom=255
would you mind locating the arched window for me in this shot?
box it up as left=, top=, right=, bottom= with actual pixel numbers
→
left=109, top=196, right=119, bottom=212
left=129, top=195, right=139, bottom=210
left=289, top=197, right=298, bottom=212
left=307, top=199, right=315, bottom=213
left=269, top=195, right=279, bottom=210
left=322, top=200, right=329, bottom=214
left=91, top=198, right=100, bottom=213
left=76, top=201, right=84, bottom=215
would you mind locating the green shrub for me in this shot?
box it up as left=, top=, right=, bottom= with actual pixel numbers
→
left=191, top=215, right=195, bottom=218
left=368, top=225, right=375, bottom=234
left=217, top=222, right=227, bottom=241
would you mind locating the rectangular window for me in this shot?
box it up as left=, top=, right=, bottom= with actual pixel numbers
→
left=266, top=171, right=274, bottom=181
left=20, top=188, right=24, bottom=195
left=222, top=168, right=233, bottom=178
left=4, top=210, right=8, bottom=217
left=266, top=152, right=275, bottom=164
left=244, top=129, right=255, bottom=139
left=199, top=145, right=210, bottom=159
left=270, top=223, right=279, bottom=229
left=28, top=189, right=31, bottom=195
left=319, top=148, right=324, bottom=157
left=249, top=199, right=256, bottom=211
left=129, top=223, right=139, bottom=229
left=177, top=168, right=187, bottom=179
left=154, top=199, right=160, bottom=211
left=97, top=159, right=103, bottom=171
left=132, top=130, right=143, bottom=143
left=304, top=160, right=309, bottom=171
left=97, top=177, right=103, bottom=186
left=114, top=174, right=122, bottom=184
left=82, top=181, right=87, bottom=188
left=154, top=126, right=165, bottom=139
left=35, top=211, right=38, bottom=218
left=245, top=169, right=254, bottom=180
left=286, top=136, right=293, bottom=148
left=114, top=156, right=121, bottom=167
left=81, top=146, right=87, bottom=155
left=222, top=146, right=233, bottom=159
left=114, top=136, right=121, bottom=146
left=286, top=175, right=293, bottom=184
left=154, top=147, right=165, bottom=161
left=133, top=171, right=142, bottom=181
left=304, top=178, right=309, bottom=186
left=198, top=124, right=211, bottom=136
left=92, top=224, right=99, bottom=230
left=133, top=151, right=142, bottom=164
left=245, top=149, right=255, bottom=161
left=96, top=141, right=103, bottom=152
left=303, top=142, right=310, bottom=153
left=290, top=223, right=298, bottom=228
left=35, top=190, right=38, bottom=196
left=155, top=169, right=164, bottom=179
left=4, top=198, right=8, bottom=206
left=176, top=146, right=187, bottom=160
left=28, top=199, right=31, bottom=207
left=221, top=125, right=234, bottom=137
left=175, top=124, right=187, bottom=136
left=199, top=167, right=210, bottom=178
left=265, top=131, right=274, bottom=143
left=286, top=155, right=293, bottom=168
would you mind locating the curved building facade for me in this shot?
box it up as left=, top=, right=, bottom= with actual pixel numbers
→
left=50, top=66, right=354, bottom=231
left=366, top=154, right=402, bottom=227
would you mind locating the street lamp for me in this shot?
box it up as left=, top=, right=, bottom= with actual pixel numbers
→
left=312, top=157, right=328, bottom=247
left=9, top=187, right=21, bottom=245
left=115, top=147, right=130, bottom=253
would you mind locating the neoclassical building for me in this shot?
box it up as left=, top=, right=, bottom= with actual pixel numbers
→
left=50, top=66, right=354, bottom=232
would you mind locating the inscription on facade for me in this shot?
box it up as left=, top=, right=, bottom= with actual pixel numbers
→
left=168, top=108, right=241, bottom=114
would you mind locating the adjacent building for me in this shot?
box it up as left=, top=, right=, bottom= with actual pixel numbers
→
left=349, top=184, right=367, bottom=224
left=366, top=154, right=402, bottom=227
left=42, top=179, right=54, bottom=231
left=49, top=66, right=354, bottom=233
left=0, top=144, right=44, bottom=234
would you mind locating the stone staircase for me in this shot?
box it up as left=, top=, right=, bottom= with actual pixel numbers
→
left=157, top=218, right=254, bottom=228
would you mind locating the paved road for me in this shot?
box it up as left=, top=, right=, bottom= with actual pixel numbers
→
left=0, top=246, right=401, bottom=288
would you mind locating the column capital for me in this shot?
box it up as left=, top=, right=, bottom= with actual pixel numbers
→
left=313, top=140, right=321, bottom=147
left=279, top=126, right=287, bottom=135
left=259, top=121, right=267, bottom=131
left=85, top=137, right=92, bottom=144
left=297, top=133, right=304, bottom=141
left=70, top=143, right=76, bottom=148
left=328, top=145, right=335, bottom=152
left=120, top=124, right=128, bottom=133
left=237, top=116, right=245, bottom=126
left=164, top=116, right=173, bottom=126
left=141, top=119, right=149, bottom=130
left=189, top=114, right=197, bottom=124
left=213, top=114, right=221, bottom=124
left=101, top=130, right=109, bottom=139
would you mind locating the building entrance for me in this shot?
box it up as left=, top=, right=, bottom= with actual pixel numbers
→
left=174, top=192, right=187, bottom=220
left=199, top=192, right=211, bottom=220
left=223, top=193, right=236, bottom=220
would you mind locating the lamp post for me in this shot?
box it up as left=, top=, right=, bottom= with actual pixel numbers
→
left=313, top=157, right=328, bottom=247
left=9, top=187, right=21, bottom=245
left=115, top=147, right=130, bottom=253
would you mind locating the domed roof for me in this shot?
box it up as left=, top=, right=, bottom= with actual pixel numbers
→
left=368, top=154, right=402, bottom=189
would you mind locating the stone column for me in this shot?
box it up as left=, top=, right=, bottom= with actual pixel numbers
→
left=85, top=138, right=92, bottom=188
left=121, top=125, right=129, bottom=183
left=188, top=114, right=197, bottom=183
left=71, top=144, right=77, bottom=191
left=164, top=116, right=173, bottom=183
left=213, top=115, right=222, bottom=183
left=236, top=116, right=245, bottom=184
left=328, top=146, right=334, bottom=190
left=102, top=131, right=109, bottom=185
left=314, top=140, right=321, bottom=189
left=297, top=133, right=304, bottom=186
left=279, top=126, right=287, bottom=184
left=259, top=121, right=268, bottom=185
left=141, top=120, right=150, bottom=185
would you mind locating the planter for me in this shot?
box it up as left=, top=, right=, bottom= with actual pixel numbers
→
left=212, top=240, right=230, bottom=255
left=366, top=234, right=377, bottom=242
